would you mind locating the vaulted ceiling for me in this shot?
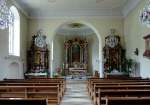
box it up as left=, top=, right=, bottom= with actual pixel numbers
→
left=14, top=0, right=137, bottom=18
left=56, top=23, right=95, bottom=36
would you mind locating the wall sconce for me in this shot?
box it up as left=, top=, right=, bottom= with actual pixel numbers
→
left=134, top=48, right=139, bottom=56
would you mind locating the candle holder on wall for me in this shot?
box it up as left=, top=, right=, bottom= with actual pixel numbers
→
left=134, top=48, right=139, bottom=56
left=143, top=34, right=150, bottom=59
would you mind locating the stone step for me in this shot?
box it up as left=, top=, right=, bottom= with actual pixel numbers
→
left=61, top=98, right=92, bottom=102
left=66, top=89, right=87, bottom=91
left=64, top=94, right=89, bottom=97
left=61, top=102, right=92, bottom=105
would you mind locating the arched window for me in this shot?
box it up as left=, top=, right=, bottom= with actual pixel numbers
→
left=9, top=6, right=20, bottom=56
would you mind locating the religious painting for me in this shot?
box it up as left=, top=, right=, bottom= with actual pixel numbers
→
left=64, top=38, right=88, bottom=75
left=72, top=44, right=80, bottom=62
left=143, top=34, right=150, bottom=58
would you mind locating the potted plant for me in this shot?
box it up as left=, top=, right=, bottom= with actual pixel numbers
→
left=122, top=58, right=134, bottom=76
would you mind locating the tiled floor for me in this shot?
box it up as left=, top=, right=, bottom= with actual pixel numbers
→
left=60, top=80, right=93, bottom=105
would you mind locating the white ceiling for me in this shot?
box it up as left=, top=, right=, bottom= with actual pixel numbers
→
left=14, top=0, right=133, bottom=18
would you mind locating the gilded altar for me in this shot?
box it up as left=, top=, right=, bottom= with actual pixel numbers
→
left=25, top=30, right=49, bottom=78
left=64, top=38, right=88, bottom=76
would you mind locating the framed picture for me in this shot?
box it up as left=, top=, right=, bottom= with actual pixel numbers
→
left=143, top=34, right=150, bottom=58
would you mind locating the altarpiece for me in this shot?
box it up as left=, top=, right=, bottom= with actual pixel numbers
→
left=103, top=29, right=126, bottom=78
left=64, top=38, right=88, bottom=76
left=25, top=30, right=49, bottom=78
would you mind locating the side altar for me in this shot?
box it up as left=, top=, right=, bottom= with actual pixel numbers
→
left=103, top=29, right=126, bottom=78
left=25, top=30, right=49, bottom=78
left=64, top=38, right=88, bottom=77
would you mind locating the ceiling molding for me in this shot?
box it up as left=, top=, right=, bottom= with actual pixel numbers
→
left=122, top=0, right=141, bottom=17
left=29, top=15, right=124, bottom=20
left=28, top=8, right=124, bottom=19
left=29, top=8, right=122, bottom=18
left=11, top=0, right=29, bottom=18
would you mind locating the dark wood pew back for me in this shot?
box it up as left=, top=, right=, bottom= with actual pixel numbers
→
left=0, top=98, right=48, bottom=105
left=105, top=97, right=150, bottom=105
left=0, top=85, right=60, bottom=105
left=97, top=89, right=150, bottom=105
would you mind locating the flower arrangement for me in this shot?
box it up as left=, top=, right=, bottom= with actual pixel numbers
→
left=56, top=67, right=62, bottom=75
left=53, top=67, right=65, bottom=77
left=121, top=58, right=135, bottom=76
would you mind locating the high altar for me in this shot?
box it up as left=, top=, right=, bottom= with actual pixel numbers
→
left=64, top=38, right=88, bottom=76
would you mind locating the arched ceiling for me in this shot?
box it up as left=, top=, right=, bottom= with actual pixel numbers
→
left=56, top=23, right=95, bottom=36
left=14, top=0, right=130, bottom=18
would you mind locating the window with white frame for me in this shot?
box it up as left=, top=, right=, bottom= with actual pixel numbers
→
left=9, top=6, right=20, bottom=56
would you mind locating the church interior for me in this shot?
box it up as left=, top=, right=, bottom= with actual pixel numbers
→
left=0, top=0, right=150, bottom=105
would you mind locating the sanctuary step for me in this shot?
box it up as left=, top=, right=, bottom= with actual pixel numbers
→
left=60, top=80, right=93, bottom=105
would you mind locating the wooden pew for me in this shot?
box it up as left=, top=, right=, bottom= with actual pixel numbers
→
left=88, top=78, right=150, bottom=89
left=0, top=85, right=60, bottom=105
left=88, top=78, right=150, bottom=105
left=90, top=81, right=150, bottom=98
left=105, top=97, right=150, bottom=105
left=97, top=89, right=150, bottom=105
left=0, top=98, right=48, bottom=105
left=0, top=78, right=66, bottom=105
left=93, top=85, right=150, bottom=105
left=0, top=82, right=64, bottom=99
left=88, top=79, right=150, bottom=96
left=2, top=78, right=66, bottom=96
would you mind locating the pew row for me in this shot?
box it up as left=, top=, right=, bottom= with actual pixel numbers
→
left=105, top=97, right=150, bottom=105
left=0, top=98, right=48, bottom=105
left=0, top=85, right=60, bottom=105
left=2, top=78, right=66, bottom=97
left=97, top=89, right=150, bottom=105
left=87, top=78, right=150, bottom=105
left=0, top=82, right=64, bottom=99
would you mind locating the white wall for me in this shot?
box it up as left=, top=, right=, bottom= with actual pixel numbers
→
left=124, top=0, right=150, bottom=78
left=0, top=4, right=28, bottom=80
left=52, top=35, right=64, bottom=74
left=87, top=34, right=99, bottom=75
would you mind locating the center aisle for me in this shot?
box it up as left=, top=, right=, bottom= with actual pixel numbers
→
left=60, top=80, right=93, bottom=105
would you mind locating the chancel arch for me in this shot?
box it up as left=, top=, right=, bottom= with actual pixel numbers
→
left=51, top=21, right=102, bottom=78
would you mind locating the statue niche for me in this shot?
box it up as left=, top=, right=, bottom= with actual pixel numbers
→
left=64, top=38, right=88, bottom=76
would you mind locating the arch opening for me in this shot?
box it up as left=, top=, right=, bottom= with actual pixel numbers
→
left=50, top=21, right=103, bottom=78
